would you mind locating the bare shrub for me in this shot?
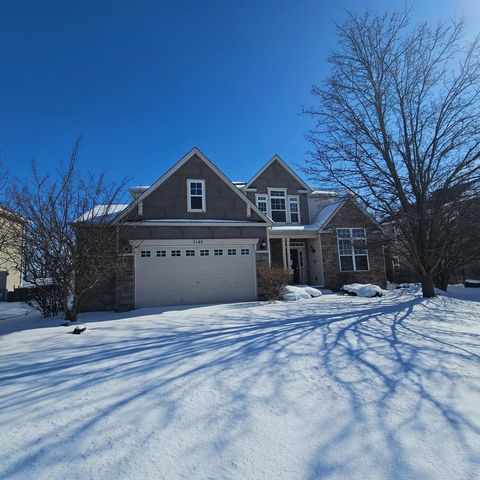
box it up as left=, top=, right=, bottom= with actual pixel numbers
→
left=258, top=266, right=290, bottom=301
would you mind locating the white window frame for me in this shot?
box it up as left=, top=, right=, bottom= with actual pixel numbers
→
left=255, top=194, right=269, bottom=217
left=392, top=256, right=400, bottom=273
left=287, top=195, right=300, bottom=223
left=336, top=228, right=370, bottom=272
left=268, top=188, right=287, bottom=223
left=187, top=179, right=206, bottom=212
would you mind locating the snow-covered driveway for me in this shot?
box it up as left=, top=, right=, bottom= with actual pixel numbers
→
left=1, top=290, right=479, bottom=479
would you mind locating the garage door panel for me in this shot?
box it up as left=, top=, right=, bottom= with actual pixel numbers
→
left=135, top=244, right=256, bottom=307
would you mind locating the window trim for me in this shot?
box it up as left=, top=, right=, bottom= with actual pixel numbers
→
left=287, top=195, right=300, bottom=224
left=187, top=179, right=206, bottom=213
left=268, top=188, right=287, bottom=223
left=392, top=256, right=400, bottom=273
left=336, top=227, right=370, bottom=272
left=255, top=194, right=269, bottom=217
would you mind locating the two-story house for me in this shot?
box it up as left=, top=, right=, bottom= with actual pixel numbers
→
left=81, top=148, right=387, bottom=311
left=0, top=207, right=25, bottom=298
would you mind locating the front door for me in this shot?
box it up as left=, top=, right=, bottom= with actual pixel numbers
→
left=290, top=249, right=300, bottom=283
left=289, top=244, right=306, bottom=284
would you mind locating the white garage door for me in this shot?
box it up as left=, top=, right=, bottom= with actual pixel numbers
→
left=135, top=240, right=257, bottom=307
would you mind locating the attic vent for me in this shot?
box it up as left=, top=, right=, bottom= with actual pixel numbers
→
left=138, top=202, right=143, bottom=215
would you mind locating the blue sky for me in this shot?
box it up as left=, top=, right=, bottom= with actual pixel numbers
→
left=1, top=0, right=478, bottom=194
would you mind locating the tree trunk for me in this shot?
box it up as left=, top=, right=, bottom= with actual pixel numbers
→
left=63, top=291, right=78, bottom=321
left=421, top=274, right=435, bottom=298
left=434, top=271, right=450, bottom=292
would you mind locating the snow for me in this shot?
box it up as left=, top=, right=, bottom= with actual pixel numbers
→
left=310, top=189, right=339, bottom=196
left=1, top=292, right=479, bottom=479
left=342, top=283, right=384, bottom=297
left=75, top=204, right=129, bottom=222
left=284, top=285, right=323, bottom=301
left=446, top=284, right=480, bottom=302
left=270, top=224, right=320, bottom=232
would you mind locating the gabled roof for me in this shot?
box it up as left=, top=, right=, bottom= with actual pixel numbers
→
left=114, top=147, right=272, bottom=225
left=75, top=204, right=130, bottom=223
left=245, top=155, right=312, bottom=191
left=0, top=206, right=27, bottom=224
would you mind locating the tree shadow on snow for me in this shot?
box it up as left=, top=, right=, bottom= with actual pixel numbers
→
left=0, top=292, right=479, bottom=478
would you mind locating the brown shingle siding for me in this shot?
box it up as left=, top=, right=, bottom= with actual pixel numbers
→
left=126, top=154, right=264, bottom=222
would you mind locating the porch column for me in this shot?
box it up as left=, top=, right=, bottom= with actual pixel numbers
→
left=282, top=238, right=287, bottom=270
left=286, top=238, right=292, bottom=273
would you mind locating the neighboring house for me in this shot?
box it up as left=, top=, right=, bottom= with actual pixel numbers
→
left=0, top=208, right=25, bottom=297
left=81, top=148, right=387, bottom=311
left=384, top=190, right=480, bottom=285
left=385, top=227, right=480, bottom=286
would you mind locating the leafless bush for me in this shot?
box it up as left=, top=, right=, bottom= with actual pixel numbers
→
left=258, top=266, right=290, bottom=301
left=9, top=139, right=129, bottom=320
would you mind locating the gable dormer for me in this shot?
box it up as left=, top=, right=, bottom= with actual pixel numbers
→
left=244, top=155, right=311, bottom=224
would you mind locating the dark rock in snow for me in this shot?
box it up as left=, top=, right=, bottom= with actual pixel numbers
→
left=72, top=325, right=87, bottom=334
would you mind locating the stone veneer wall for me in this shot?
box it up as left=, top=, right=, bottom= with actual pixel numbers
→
left=321, top=201, right=387, bottom=290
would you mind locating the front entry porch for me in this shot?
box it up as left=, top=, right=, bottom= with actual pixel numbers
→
left=269, top=235, right=325, bottom=287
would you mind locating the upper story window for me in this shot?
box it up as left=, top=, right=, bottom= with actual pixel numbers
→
left=256, top=195, right=268, bottom=214
left=269, top=189, right=287, bottom=222
left=337, top=228, right=369, bottom=272
left=288, top=197, right=300, bottom=223
left=257, top=190, right=302, bottom=223
left=187, top=179, right=206, bottom=212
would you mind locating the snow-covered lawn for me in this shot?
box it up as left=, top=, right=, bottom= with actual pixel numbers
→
left=1, top=289, right=479, bottom=479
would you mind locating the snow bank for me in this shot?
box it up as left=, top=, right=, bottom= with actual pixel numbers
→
left=284, top=285, right=323, bottom=301
left=341, top=283, right=383, bottom=297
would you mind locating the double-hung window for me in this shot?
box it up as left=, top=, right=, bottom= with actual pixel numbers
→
left=337, top=228, right=369, bottom=271
left=269, top=190, right=287, bottom=222
left=256, top=195, right=268, bottom=214
left=392, top=256, right=400, bottom=273
left=288, top=197, right=300, bottom=223
left=187, top=179, right=206, bottom=212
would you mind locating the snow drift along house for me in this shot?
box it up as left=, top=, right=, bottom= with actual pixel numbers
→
left=80, top=148, right=387, bottom=310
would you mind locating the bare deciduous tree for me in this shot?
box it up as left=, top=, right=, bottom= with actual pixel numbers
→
left=304, top=8, right=480, bottom=297
left=9, top=140, right=129, bottom=320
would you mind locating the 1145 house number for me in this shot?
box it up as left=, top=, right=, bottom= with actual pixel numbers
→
left=193, top=240, right=204, bottom=245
